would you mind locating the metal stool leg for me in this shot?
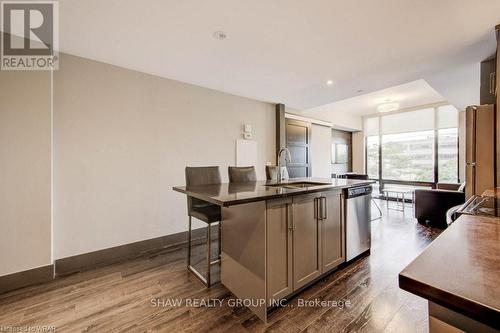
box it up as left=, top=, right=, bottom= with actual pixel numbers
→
left=186, top=218, right=220, bottom=288
left=187, top=216, right=192, bottom=267
left=371, top=198, right=382, bottom=220
left=218, top=221, right=222, bottom=258
left=206, top=223, right=212, bottom=287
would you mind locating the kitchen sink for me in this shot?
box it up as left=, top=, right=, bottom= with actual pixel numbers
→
left=265, top=181, right=330, bottom=189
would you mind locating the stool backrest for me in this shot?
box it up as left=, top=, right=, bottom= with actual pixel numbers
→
left=185, top=166, right=221, bottom=186
left=185, top=166, right=221, bottom=213
left=228, top=166, right=257, bottom=183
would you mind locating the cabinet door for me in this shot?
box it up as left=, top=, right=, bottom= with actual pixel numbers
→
left=320, top=191, right=345, bottom=273
left=480, top=58, right=496, bottom=105
left=266, top=198, right=293, bottom=303
left=292, top=193, right=321, bottom=290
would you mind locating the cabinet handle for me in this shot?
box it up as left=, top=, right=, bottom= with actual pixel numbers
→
left=318, top=197, right=322, bottom=220
left=314, top=197, right=318, bottom=220
left=490, top=72, right=496, bottom=94
left=322, top=197, right=327, bottom=219
left=287, top=204, right=293, bottom=231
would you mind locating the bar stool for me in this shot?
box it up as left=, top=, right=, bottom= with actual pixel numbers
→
left=228, top=166, right=257, bottom=182
left=185, top=166, right=222, bottom=287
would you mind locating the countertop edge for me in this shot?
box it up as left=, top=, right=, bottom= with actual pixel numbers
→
left=172, top=186, right=225, bottom=206
left=173, top=180, right=374, bottom=207
left=398, top=272, right=499, bottom=329
left=398, top=215, right=500, bottom=330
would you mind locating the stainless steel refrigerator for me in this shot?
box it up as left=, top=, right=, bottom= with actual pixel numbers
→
left=465, top=105, right=495, bottom=198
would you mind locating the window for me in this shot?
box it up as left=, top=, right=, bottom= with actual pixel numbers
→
left=365, top=117, right=379, bottom=179
left=437, top=105, right=459, bottom=183
left=365, top=105, right=459, bottom=184
left=382, top=131, right=434, bottom=182
left=366, top=136, right=379, bottom=179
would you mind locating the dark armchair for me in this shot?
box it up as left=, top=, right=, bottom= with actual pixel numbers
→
left=414, top=183, right=466, bottom=229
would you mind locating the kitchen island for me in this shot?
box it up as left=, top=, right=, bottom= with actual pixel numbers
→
left=173, top=177, right=373, bottom=322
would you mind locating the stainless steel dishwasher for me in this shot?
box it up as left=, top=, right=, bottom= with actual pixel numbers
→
left=344, top=185, right=372, bottom=261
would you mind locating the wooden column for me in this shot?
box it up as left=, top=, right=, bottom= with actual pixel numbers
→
left=496, top=24, right=499, bottom=187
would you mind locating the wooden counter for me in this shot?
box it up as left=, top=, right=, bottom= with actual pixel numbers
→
left=399, top=215, right=500, bottom=331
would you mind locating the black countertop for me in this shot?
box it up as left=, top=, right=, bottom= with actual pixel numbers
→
left=173, top=177, right=374, bottom=207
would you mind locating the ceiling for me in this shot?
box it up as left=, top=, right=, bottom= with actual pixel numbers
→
left=302, top=79, right=446, bottom=117
left=58, top=0, right=500, bottom=110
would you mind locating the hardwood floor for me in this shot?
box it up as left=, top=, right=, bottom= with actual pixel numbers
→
left=0, top=200, right=441, bottom=332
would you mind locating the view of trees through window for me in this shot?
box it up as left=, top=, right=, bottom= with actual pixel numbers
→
left=366, top=136, right=379, bottom=179
left=438, top=128, right=459, bottom=183
left=382, top=131, right=434, bottom=182
left=365, top=105, right=459, bottom=183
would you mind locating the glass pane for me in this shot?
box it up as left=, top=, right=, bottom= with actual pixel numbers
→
left=366, top=136, right=379, bottom=179
left=381, top=131, right=434, bottom=182
left=438, top=128, right=458, bottom=183
left=381, top=108, right=434, bottom=135
left=438, top=105, right=458, bottom=129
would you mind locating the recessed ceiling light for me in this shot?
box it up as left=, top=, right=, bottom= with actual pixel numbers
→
left=213, top=31, right=227, bottom=40
left=326, top=80, right=334, bottom=86
left=377, top=102, right=400, bottom=113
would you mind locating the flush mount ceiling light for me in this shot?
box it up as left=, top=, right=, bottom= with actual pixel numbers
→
left=377, top=102, right=399, bottom=113
left=213, top=31, right=227, bottom=40
left=326, top=80, right=334, bottom=86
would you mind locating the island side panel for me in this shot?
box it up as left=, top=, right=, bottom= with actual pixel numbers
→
left=221, top=201, right=267, bottom=322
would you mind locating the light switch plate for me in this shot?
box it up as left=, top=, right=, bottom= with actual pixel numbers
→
left=244, top=124, right=252, bottom=133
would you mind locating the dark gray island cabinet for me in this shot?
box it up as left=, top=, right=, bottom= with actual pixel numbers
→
left=173, top=177, right=373, bottom=322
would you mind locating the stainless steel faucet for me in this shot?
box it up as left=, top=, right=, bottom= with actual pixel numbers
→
left=277, top=147, right=291, bottom=183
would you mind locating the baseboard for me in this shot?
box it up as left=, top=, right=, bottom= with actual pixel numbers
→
left=0, top=265, right=54, bottom=294
left=55, top=225, right=218, bottom=276
left=0, top=225, right=218, bottom=294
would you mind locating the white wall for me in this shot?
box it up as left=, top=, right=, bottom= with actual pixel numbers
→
left=53, top=54, right=275, bottom=259
left=0, top=70, right=52, bottom=276
left=311, top=125, right=332, bottom=178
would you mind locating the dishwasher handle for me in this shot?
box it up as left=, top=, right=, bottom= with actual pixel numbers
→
left=346, top=186, right=372, bottom=199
